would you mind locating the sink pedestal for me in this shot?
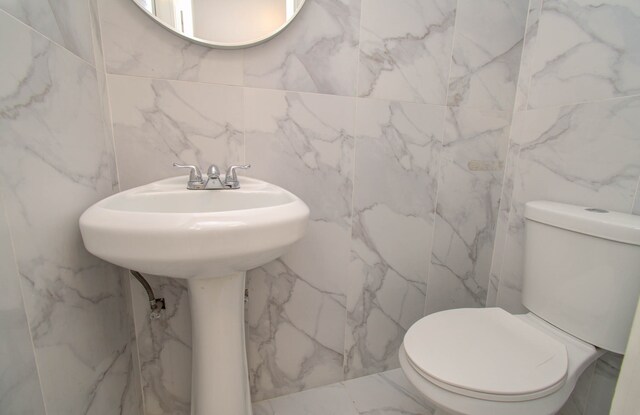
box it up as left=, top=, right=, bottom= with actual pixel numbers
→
left=188, top=272, right=252, bottom=415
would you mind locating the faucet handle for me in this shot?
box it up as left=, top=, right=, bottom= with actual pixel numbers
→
left=224, top=164, right=251, bottom=188
left=173, top=163, right=203, bottom=184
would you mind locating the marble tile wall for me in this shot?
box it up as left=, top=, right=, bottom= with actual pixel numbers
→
left=2, top=0, right=632, bottom=413
left=95, top=0, right=532, bottom=411
left=0, top=0, right=142, bottom=414
left=488, top=1, right=640, bottom=414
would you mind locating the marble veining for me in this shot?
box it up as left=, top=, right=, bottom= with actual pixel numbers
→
left=486, top=112, right=524, bottom=307
left=425, top=107, right=510, bottom=315
left=130, top=275, right=192, bottom=415
left=512, top=0, right=543, bottom=112
left=345, top=99, right=443, bottom=378
left=244, top=0, right=361, bottom=96
left=528, top=0, right=640, bottom=109
left=0, top=0, right=94, bottom=63
left=253, top=368, right=435, bottom=415
left=0, top=10, right=136, bottom=415
left=108, top=75, right=244, bottom=190
left=0, top=193, right=46, bottom=415
left=98, top=0, right=243, bottom=85
left=357, top=0, right=456, bottom=104
left=495, top=96, right=640, bottom=313
left=244, top=88, right=355, bottom=400
left=447, top=0, right=528, bottom=111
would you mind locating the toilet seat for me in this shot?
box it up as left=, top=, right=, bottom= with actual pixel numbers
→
left=404, top=308, right=569, bottom=402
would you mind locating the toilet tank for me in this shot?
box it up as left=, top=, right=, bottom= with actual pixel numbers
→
left=522, top=201, right=640, bottom=354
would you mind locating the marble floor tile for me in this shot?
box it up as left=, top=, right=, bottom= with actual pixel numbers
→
left=253, top=383, right=360, bottom=415
left=253, top=368, right=435, bottom=415
left=344, top=369, right=435, bottom=414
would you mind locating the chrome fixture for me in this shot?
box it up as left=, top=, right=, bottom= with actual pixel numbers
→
left=224, top=165, right=251, bottom=189
left=173, top=162, right=251, bottom=190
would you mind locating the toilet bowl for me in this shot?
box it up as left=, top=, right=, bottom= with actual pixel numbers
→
left=399, top=308, right=604, bottom=415
left=399, top=201, right=640, bottom=415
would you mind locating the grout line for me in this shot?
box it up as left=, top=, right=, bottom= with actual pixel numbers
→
left=91, top=2, right=123, bottom=194
left=521, top=0, right=544, bottom=112
left=0, top=185, right=50, bottom=415
left=423, top=105, right=448, bottom=317
left=92, top=1, right=145, bottom=411
left=630, top=175, right=640, bottom=215
left=442, top=0, right=460, bottom=108
left=421, top=0, right=458, bottom=316
left=0, top=8, right=96, bottom=69
left=341, top=0, right=366, bottom=379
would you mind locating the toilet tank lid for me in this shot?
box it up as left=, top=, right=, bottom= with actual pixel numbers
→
left=525, top=201, right=640, bottom=245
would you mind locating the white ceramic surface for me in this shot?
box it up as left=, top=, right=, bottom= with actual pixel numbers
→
left=80, top=175, right=309, bottom=278
left=402, top=201, right=640, bottom=415
left=523, top=202, right=640, bottom=354
left=79, top=174, right=308, bottom=415
left=400, top=313, right=602, bottom=415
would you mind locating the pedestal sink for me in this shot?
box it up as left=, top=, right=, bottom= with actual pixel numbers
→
left=79, top=175, right=309, bottom=415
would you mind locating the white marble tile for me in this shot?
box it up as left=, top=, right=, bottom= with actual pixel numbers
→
left=344, top=369, right=435, bottom=414
left=244, top=88, right=355, bottom=400
left=253, top=383, right=359, bottom=415
left=0, top=12, right=133, bottom=415
left=98, top=0, right=243, bottom=85
left=107, top=74, right=244, bottom=190
left=495, top=96, right=640, bottom=312
left=345, top=98, right=443, bottom=378
left=513, top=0, right=543, bottom=112
left=0, top=194, right=46, bottom=415
left=244, top=0, right=360, bottom=96
left=447, top=0, right=528, bottom=111
left=357, top=0, right=456, bottom=104
left=528, top=0, right=640, bottom=109
left=120, top=270, right=145, bottom=415
left=89, top=0, right=120, bottom=194
left=0, top=0, right=94, bottom=63
left=425, top=107, right=510, bottom=315
left=130, top=274, right=192, bottom=415
left=486, top=111, right=524, bottom=307
left=633, top=179, right=640, bottom=215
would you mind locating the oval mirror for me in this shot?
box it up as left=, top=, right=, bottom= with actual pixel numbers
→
left=132, top=0, right=306, bottom=49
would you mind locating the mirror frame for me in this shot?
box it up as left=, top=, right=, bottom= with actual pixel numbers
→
left=131, top=0, right=307, bottom=49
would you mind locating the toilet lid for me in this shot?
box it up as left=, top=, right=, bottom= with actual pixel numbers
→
left=404, top=308, right=568, bottom=402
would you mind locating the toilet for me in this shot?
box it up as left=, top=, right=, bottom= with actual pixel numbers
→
left=400, top=201, right=640, bottom=415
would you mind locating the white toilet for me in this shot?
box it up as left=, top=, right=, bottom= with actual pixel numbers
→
left=400, top=201, right=640, bottom=415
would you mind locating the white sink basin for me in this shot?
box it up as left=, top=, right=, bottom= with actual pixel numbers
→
left=79, top=175, right=309, bottom=415
left=80, top=175, right=309, bottom=278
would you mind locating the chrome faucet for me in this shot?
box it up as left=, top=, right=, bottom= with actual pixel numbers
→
left=173, top=162, right=251, bottom=190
